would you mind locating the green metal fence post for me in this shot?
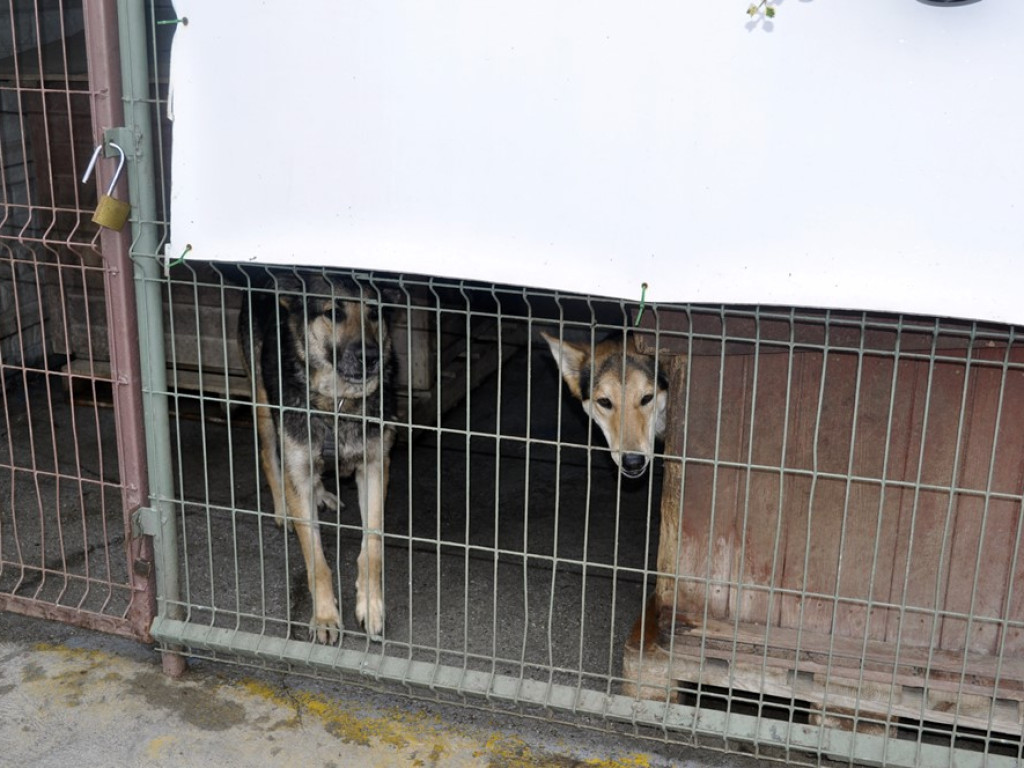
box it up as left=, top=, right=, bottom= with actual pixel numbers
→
left=115, top=0, right=185, bottom=676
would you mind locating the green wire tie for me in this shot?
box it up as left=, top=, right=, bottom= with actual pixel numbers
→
left=168, top=244, right=192, bottom=268
left=634, top=282, right=649, bottom=327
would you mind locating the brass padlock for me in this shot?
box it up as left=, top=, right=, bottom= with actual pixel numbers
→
left=93, top=194, right=131, bottom=231
left=83, top=142, right=131, bottom=231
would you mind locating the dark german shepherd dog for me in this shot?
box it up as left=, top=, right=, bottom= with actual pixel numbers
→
left=239, top=272, right=396, bottom=643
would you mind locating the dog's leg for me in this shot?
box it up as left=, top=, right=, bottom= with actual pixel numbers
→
left=354, top=455, right=388, bottom=639
left=283, top=448, right=341, bottom=643
left=254, top=381, right=288, bottom=529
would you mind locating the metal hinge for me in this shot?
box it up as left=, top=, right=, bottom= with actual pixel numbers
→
left=131, top=506, right=166, bottom=539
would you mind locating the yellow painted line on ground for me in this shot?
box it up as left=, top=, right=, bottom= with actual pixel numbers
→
left=14, top=643, right=657, bottom=768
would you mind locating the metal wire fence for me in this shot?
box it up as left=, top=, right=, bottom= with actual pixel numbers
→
left=145, top=262, right=1024, bottom=768
left=0, top=0, right=153, bottom=638
left=150, top=266, right=646, bottom=677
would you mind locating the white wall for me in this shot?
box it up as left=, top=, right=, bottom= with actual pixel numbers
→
left=168, top=1, right=1024, bottom=323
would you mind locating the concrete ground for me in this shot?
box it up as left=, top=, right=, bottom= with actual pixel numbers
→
left=0, top=610, right=775, bottom=768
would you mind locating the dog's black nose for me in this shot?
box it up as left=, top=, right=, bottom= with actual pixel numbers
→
left=360, top=343, right=379, bottom=369
left=337, top=342, right=380, bottom=379
left=620, top=453, right=648, bottom=476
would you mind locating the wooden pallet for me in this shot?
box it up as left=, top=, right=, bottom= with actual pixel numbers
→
left=63, top=314, right=528, bottom=429
left=64, top=357, right=248, bottom=400
left=623, top=603, right=1024, bottom=737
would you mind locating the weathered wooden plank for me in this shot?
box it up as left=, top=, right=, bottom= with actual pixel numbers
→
left=623, top=616, right=1024, bottom=735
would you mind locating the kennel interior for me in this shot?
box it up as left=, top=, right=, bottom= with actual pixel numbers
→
left=146, top=265, right=663, bottom=698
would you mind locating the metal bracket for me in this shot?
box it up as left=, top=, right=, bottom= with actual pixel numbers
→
left=131, top=506, right=166, bottom=538
left=103, top=127, right=135, bottom=159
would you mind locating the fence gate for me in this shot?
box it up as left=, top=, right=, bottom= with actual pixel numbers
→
left=0, top=1, right=153, bottom=639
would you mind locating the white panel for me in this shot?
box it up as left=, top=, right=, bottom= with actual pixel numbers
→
left=168, top=1, right=1024, bottom=322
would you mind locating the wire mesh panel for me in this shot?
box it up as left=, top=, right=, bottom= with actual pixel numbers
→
left=146, top=261, right=1024, bottom=767
left=0, top=0, right=152, bottom=638
left=151, top=265, right=652, bottom=679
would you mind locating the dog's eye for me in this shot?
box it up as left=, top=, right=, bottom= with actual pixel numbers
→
left=596, top=397, right=613, bottom=409
left=315, top=302, right=343, bottom=319
left=640, top=394, right=654, bottom=406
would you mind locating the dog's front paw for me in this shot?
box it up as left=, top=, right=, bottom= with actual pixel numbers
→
left=316, top=487, right=343, bottom=512
left=308, top=602, right=342, bottom=645
left=354, top=589, right=384, bottom=640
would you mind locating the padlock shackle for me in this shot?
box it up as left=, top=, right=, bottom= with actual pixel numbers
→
left=82, top=142, right=127, bottom=196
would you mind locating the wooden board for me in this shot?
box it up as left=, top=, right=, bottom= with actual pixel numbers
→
left=627, top=308, right=1024, bottom=739
left=636, top=310, right=1024, bottom=656
left=623, top=613, right=1024, bottom=736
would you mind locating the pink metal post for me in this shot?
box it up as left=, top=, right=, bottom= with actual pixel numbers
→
left=82, top=0, right=165, bottom=655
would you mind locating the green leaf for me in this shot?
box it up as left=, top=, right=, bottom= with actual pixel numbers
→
left=747, top=4, right=758, bottom=16
left=766, top=6, right=776, bottom=18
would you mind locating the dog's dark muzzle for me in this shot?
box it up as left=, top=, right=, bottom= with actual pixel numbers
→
left=620, top=453, right=650, bottom=479
left=337, top=341, right=380, bottom=381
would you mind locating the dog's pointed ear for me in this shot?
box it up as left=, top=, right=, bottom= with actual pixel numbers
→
left=272, top=274, right=305, bottom=310
left=655, top=389, right=668, bottom=437
left=375, top=287, right=403, bottom=324
left=380, top=287, right=403, bottom=305
left=540, top=331, right=588, bottom=400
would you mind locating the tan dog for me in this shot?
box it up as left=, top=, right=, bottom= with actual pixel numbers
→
left=541, top=332, right=667, bottom=478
